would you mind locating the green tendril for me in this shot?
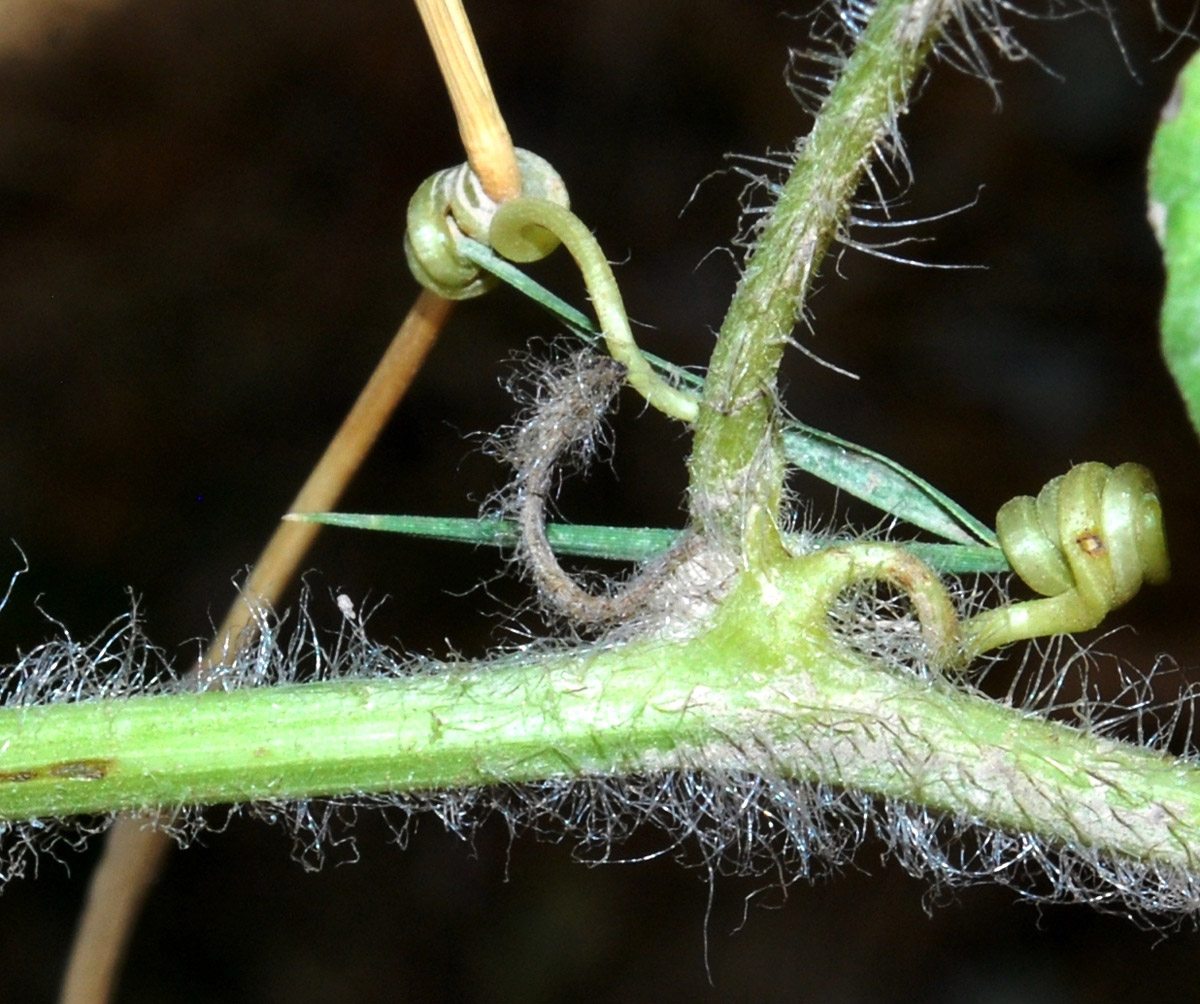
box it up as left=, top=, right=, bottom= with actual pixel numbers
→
left=791, top=541, right=962, bottom=668
left=404, top=148, right=569, bottom=300
left=962, top=462, right=1170, bottom=657
left=489, top=197, right=701, bottom=424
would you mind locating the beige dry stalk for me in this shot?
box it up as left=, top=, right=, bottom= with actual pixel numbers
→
left=62, top=2, right=530, bottom=999
left=59, top=291, right=453, bottom=1004
left=412, top=0, right=522, bottom=201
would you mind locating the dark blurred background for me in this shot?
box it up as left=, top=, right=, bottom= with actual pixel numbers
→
left=1, top=1, right=1199, bottom=1000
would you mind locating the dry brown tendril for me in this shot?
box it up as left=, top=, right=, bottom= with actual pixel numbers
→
left=508, top=352, right=698, bottom=626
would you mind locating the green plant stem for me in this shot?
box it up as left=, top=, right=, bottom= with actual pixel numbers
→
left=2, top=553, right=1198, bottom=873
left=689, top=0, right=955, bottom=557
left=8, top=0, right=1184, bottom=932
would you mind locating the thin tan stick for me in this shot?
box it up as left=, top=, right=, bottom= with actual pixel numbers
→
left=412, top=0, right=521, bottom=201
left=63, top=2, right=520, bottom=997
left=55, top=814, right=173, bottom=1004
left=197, top=289, right=455, bottom=685
left=58, top=291, right=455, bottom=1004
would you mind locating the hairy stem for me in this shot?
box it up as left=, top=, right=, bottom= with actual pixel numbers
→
left=21, top=0, right=1188, bottom=973
left=60, top=289, right=456, bottom=1004
left=689, top=0, right=955, bottom=557
left=3, top=556, right=1198, bottom=876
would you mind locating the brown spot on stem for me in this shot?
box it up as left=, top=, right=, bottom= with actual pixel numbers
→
left=0, top=758, right=111, bottom=783
left=1076, top=531, right=1106, bottom=557
left=46, top=759, right=110, bottom=781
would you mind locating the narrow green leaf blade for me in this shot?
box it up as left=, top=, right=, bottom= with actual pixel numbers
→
left=290, top=512, right=1008, bottom=575
left=458, top=237, right=599, bottom=337
left=903, top=542, right=1010, bottom=575
left=289, top=512, right=679, bottom=562
left=783, top=423, right=1000, bottom=547
left=1149, top=49, right=1200, bottom=440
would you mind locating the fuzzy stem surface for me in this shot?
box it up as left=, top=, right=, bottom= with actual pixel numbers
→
left=2, top=558, right=1198, bottom=874
left=689, top=0, right=954, bottom=556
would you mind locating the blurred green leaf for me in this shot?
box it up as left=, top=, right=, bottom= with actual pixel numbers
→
left=1149, top=48, right=1200, bottom=439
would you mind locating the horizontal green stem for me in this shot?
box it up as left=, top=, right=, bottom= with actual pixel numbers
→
left=2, top=556, right=1197, bottom=876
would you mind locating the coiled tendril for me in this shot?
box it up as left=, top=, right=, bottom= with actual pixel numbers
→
left=405, top=149, right=700, bottom=423
left=404, top=147, right=569, bottom=299
left=962, top=462, right=1170, bottom=657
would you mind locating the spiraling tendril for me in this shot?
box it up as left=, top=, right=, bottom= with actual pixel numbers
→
left=404, top=151, right=699, bottom=423
left=404, top=148, right=569, bottom=300
left=794, top=541, right=963, bottom=667
left=802, top=463, right=1170, bottom=671
left=961, top=462, right=1170, bottom=657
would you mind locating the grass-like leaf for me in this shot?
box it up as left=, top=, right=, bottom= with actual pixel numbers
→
left=460, top=236, right=1001, bottom=550
left=288, top=512, right=1009, bottom=574
left=783, top=423, right=999, bottom=547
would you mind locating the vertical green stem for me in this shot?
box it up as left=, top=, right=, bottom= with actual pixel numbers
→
left=688, top=0, right=956, bottom=558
